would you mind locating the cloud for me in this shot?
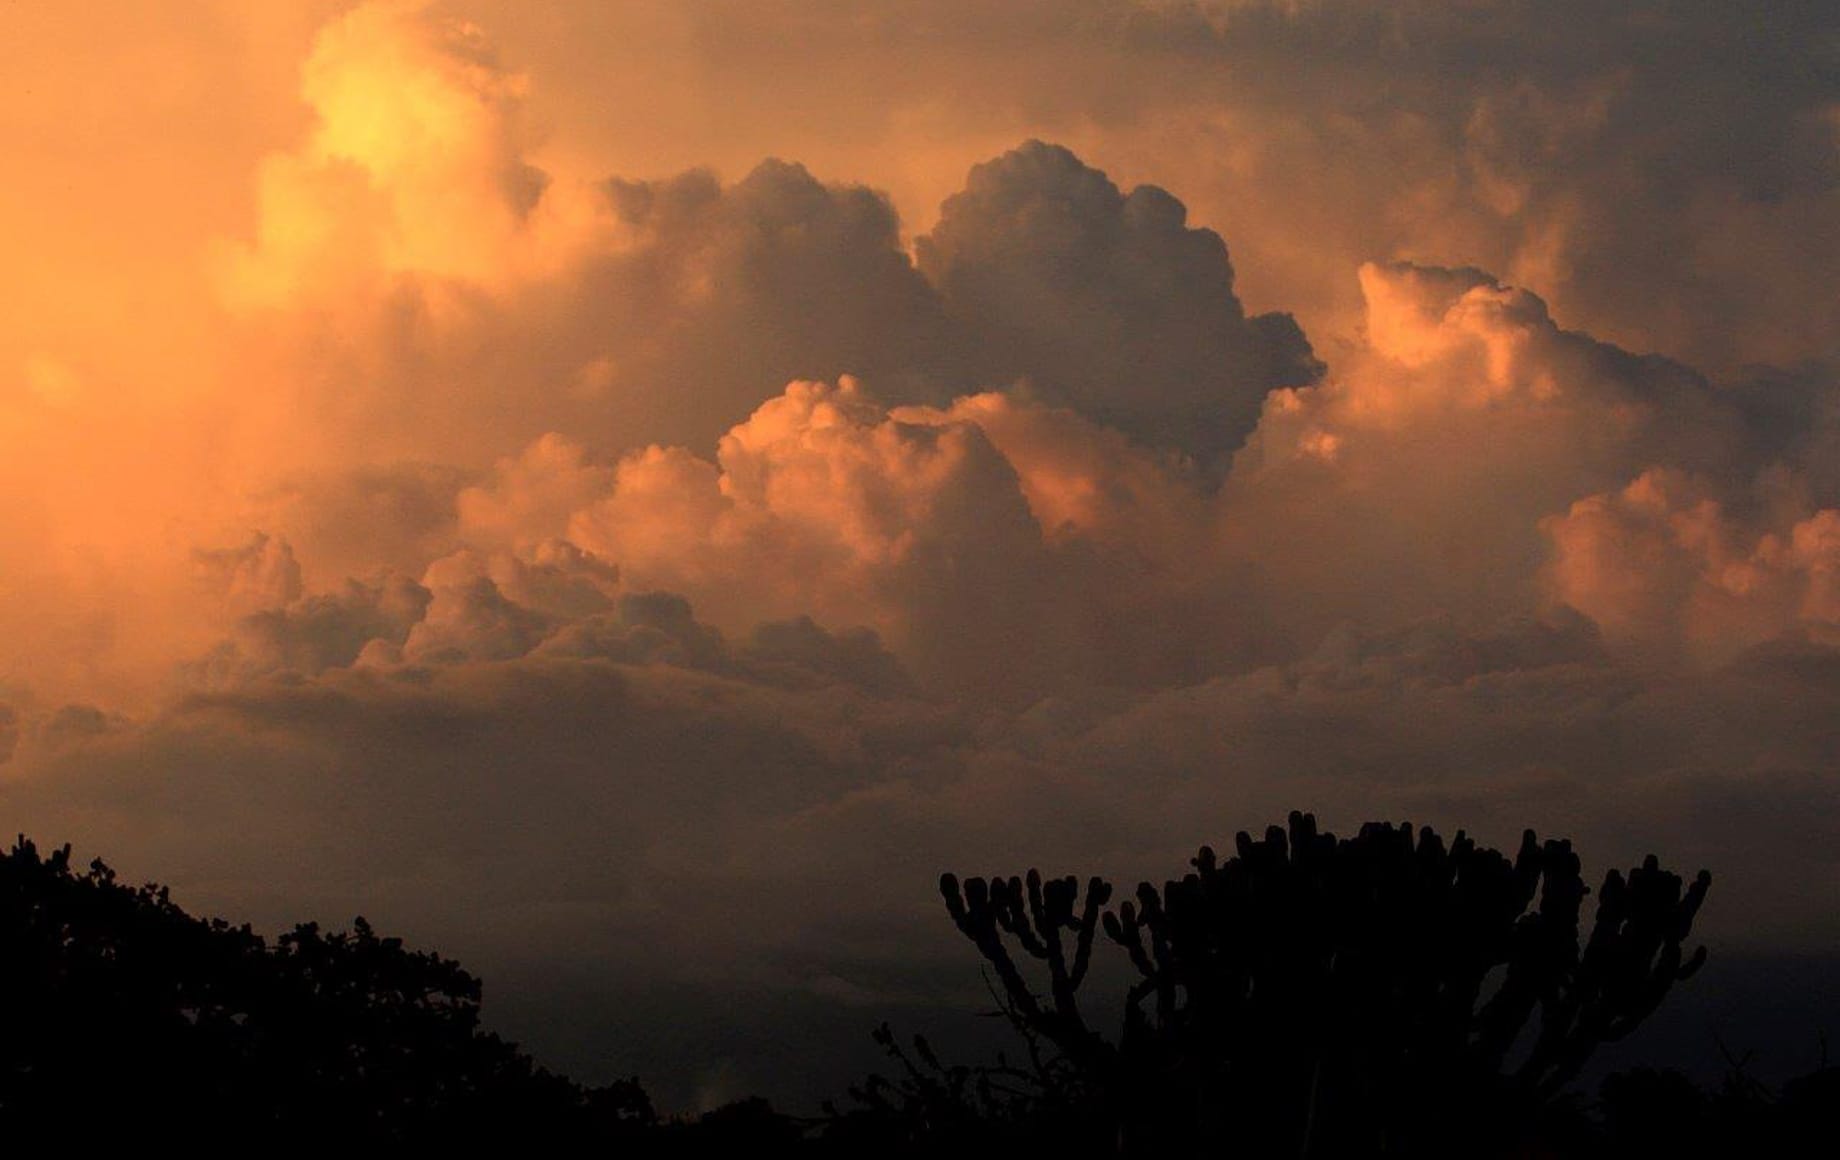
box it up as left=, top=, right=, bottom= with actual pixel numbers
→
left=1213, top=261, right=1840, bottom=649
left=563, top=377, right=1057, bottom=699
left=581, top=161, right=956, bottom=450
left=191, top=532, right=305, bottom=617
left=917, top=140, right=1321, bottom=458
left=423, top=0, right=1838, bottom=377
left=215, top=0, right=551, bottom=305
left=1544, top=470, right=1840, bottom=662
left=214, top=13, right=1336, bottom=482
left=194, top=571, right=433, bottom=686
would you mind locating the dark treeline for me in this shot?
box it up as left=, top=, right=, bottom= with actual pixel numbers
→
left=2, top=817, right=1834, bottom=1155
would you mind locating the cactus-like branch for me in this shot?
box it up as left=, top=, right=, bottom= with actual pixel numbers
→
left=939, top=811, right=1713, bottom=1154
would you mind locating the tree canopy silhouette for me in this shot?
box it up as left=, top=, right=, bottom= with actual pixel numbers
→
left=931, top=812, right=1712, bottom=1157
left=0, top=835, right=650, bottom=1147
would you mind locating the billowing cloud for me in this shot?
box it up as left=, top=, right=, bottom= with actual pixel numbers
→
left=567, top=378, right=1056, bottom=698
left=419, top=0, right=1838, bottom=377
left=215, top=0, right=551, bottom=305
left=918, top=140, right=1320, bottom=457
left=196, top=570, right=433, bottom=686
left=1545, top=471, right=1840, bottom=661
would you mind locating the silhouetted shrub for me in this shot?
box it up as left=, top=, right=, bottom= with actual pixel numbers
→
left=932, top=812, right=1712, bottom=1157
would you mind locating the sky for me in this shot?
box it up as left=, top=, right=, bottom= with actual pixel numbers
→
left=2, top=0, right=1838, bottom=1109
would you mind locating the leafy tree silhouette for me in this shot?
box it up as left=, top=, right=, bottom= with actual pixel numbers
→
left=933, top=812, right=1712, bottom=1157
left=0, top=835, right=652, bottom=1147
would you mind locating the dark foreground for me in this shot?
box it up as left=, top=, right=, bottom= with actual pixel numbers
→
left=2, top=819, right=1834, bottom=1155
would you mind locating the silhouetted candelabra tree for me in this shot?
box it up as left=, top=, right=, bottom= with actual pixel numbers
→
left=0, top=836, right=651, bottom=1147
left=938, top=812, right=1712, bottom=1156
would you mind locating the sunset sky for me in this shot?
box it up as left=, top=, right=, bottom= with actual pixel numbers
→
left=2, top=0, right=1837, bottom=1108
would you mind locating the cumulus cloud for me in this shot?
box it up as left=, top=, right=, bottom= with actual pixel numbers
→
left=428, top=0, right=1837, bottom=376
left=540, top=375, right=1277, bottom=697
left=251, top=463, right=476, bottom=588
left=195, top=571, right=433, bottom=686
left=191, top=533, right=305, bottom=617
left=211, top=5, right=1328, bottom=480
left=1213, top=261, right=1840, bottom=647
left=1544, top=471, right=1840, bottom=661
left=918, top=140, right=1321, bottom=458
left=581, top=161, right=955, bottom=450
left=214, top=0, right=553, bottom=305
left=545, top=378, right=1057, bottom=698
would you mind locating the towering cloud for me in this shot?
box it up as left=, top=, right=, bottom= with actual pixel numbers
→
left=919, top=141, right=1320, bottom=458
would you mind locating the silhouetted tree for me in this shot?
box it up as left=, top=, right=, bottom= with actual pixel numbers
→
left=0, top=835, right=649, bottom=1147
left=936, top=812, right=1712, bottom=1156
